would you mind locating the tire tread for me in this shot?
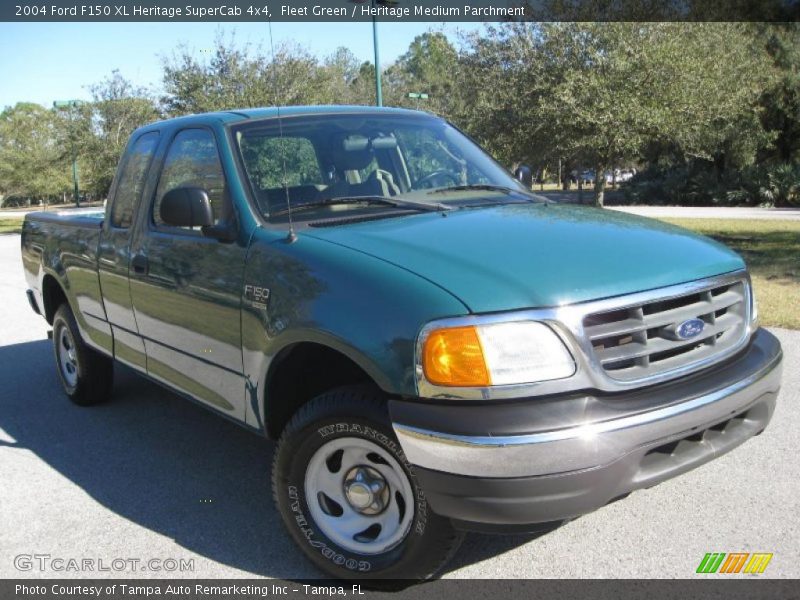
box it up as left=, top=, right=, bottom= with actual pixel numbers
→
left=271, top=384, right=463, bottom=582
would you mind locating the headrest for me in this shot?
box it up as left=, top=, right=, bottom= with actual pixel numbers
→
left=342, top=135, right=369, bottom=152
left=371, top=136, right=398, bottom=150
left=331, top=134, right=398, bottom=172
left=333, top=134, right=373, bottom=171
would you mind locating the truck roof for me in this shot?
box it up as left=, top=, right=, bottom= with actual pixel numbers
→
left=135, top=105, right=432, bottom=133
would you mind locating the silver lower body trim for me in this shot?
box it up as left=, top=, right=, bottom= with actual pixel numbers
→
left=393, top=343, right=782, bottom=479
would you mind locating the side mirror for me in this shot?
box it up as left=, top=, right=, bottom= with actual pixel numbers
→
left=159, top=187, right=214, bottom=228
left=514, top=165, right=533, bottom=189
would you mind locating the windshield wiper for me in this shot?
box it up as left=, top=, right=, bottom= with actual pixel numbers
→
left=427, top=184, right=518, bottom=195
left=270, top=196, right=451, bottom=217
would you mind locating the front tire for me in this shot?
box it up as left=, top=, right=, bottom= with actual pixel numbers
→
left=52, top=303, right=113, bottom=406
left=272, top=385, right=462, bottom=582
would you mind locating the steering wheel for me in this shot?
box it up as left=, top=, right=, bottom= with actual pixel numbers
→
left=413, top=170, right=460, bottom=190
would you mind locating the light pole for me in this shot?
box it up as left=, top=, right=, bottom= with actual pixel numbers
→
left=371, top=2, right=382, bottom=107
left=53, top=99, right=84, bottom=207
left=352, top=0, right=398, bottom=107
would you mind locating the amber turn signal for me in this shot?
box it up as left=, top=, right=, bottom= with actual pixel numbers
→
left=422, top=326, right=491, bottom=387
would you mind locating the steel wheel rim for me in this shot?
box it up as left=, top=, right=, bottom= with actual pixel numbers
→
left=57, top=326, right=78, bottom=387
left=304, top=436, right=414, bottom=555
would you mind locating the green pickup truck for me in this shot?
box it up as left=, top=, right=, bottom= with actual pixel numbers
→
left=21, top=106, right=783, bottom=580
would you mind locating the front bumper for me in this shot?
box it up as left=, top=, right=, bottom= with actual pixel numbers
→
left=389, top=329, right=782, bottom=531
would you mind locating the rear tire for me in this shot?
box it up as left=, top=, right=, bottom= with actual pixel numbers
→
left=52, top=303, right=113, bottom=406
left=272, top=385, right=462, bottom=583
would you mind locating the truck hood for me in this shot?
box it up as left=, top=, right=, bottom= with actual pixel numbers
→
left=304, top=203, right=745, bottom=313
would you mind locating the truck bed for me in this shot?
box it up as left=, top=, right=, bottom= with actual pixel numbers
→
left=21, top=209, right=110, bottom=352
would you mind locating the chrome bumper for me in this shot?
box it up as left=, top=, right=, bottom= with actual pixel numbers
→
left=392, top=330, right=782, bottom=479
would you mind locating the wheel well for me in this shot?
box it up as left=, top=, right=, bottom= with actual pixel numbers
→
left=41, top=274, right=67, bottom=324
left=265, top=343, right=376, bottom=439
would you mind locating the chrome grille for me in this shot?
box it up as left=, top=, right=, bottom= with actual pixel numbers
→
left=583, top=280, right=748, bottom=382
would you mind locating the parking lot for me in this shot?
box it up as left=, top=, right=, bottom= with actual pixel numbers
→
left=0, top=231, right=797, bottom=579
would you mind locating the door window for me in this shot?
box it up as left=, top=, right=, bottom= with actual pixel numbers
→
left=153, top=128, right=229, bottom=230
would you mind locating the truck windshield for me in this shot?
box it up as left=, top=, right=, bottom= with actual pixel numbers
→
left=233, top=113, right=530, bottom=223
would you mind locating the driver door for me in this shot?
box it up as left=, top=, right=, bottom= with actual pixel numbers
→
left=128, top=126, right=247, bottom=419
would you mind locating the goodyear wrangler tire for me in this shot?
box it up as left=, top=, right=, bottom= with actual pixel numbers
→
left=272, top=385, right=463, bottom=582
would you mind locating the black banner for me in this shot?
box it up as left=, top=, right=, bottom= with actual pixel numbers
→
left=2, top=0, right=800, bottom=22
left=3, top=579, right=800, bottom=600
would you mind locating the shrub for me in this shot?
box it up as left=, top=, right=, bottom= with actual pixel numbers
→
left=761, top=163, right=800, bottom=207
left=621, top=162, right=800, bottom=207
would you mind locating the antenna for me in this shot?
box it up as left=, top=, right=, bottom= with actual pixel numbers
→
left=267, top=18, right=297, bottom=243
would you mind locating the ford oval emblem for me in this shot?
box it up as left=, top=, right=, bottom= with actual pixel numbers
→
left=676, top=318, right=705, bottom=340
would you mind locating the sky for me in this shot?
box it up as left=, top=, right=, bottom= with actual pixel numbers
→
left=0, top=22, right=484, bottom=109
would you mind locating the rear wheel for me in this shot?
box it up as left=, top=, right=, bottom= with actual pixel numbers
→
left=52, top=303, right=113, bottom=406
left=272, top=385, right=462, bottom=582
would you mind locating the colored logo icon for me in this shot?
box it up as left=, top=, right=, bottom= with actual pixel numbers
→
left=697, top=552, right=773, bottom=574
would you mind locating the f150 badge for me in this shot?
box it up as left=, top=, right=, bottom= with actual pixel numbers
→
left=244, top=285, right=270, bottom=309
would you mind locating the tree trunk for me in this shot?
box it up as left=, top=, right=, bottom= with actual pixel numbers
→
left=594, top=165, right=606, bottom=207
left=558, top=158, right=562, bottom=190
left=713, top=152, right=726, bottom=182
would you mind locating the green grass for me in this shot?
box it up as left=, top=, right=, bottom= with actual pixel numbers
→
left=531, top=182, right=565, bottom=191
left=0, top=218, right=23, bottom=234
left=660, top=218, right=800, bottom=330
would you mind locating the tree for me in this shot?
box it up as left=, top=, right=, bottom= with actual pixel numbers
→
left=161, top=34, right=335, bottom=115
left=457, top=24, right=546, bottom=170
left=76, top=71, right=160, bottom=197
left=389, top=31, right=462, bottom=117
left=321, top=47, right=369, bottom=105
left=3, top=25, right=789, bottom=210
left=350, top=61, right=378, bottom=106
left=758, top=23, right=800, bottom=164
left=458, top=23, right=776, bottom=206
left=0, top=103, right=70, bottom=203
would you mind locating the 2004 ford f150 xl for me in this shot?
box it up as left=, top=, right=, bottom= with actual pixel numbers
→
left=22, top=106, right=783, bottom=580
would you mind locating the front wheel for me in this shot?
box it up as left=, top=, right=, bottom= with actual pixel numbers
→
left=272, top=385, right=462, bottom=582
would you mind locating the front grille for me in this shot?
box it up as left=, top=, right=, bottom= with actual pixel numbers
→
left=583, top=279, right=748, bottom=382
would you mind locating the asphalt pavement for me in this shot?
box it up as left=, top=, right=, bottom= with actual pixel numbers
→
left=0, top=232, right=797, bottom=579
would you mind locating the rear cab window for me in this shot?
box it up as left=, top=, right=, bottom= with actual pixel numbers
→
left=110, top=131, right=160, bottom=228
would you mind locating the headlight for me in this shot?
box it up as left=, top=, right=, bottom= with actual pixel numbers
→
left=421, top=321, right=576, bottom=387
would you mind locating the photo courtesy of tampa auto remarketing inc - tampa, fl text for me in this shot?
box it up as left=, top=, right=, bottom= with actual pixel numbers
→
left=0, top=1, right=799, bottom=599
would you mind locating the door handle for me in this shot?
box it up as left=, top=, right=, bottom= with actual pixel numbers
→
left=131, top=254, right=148, bottom=275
